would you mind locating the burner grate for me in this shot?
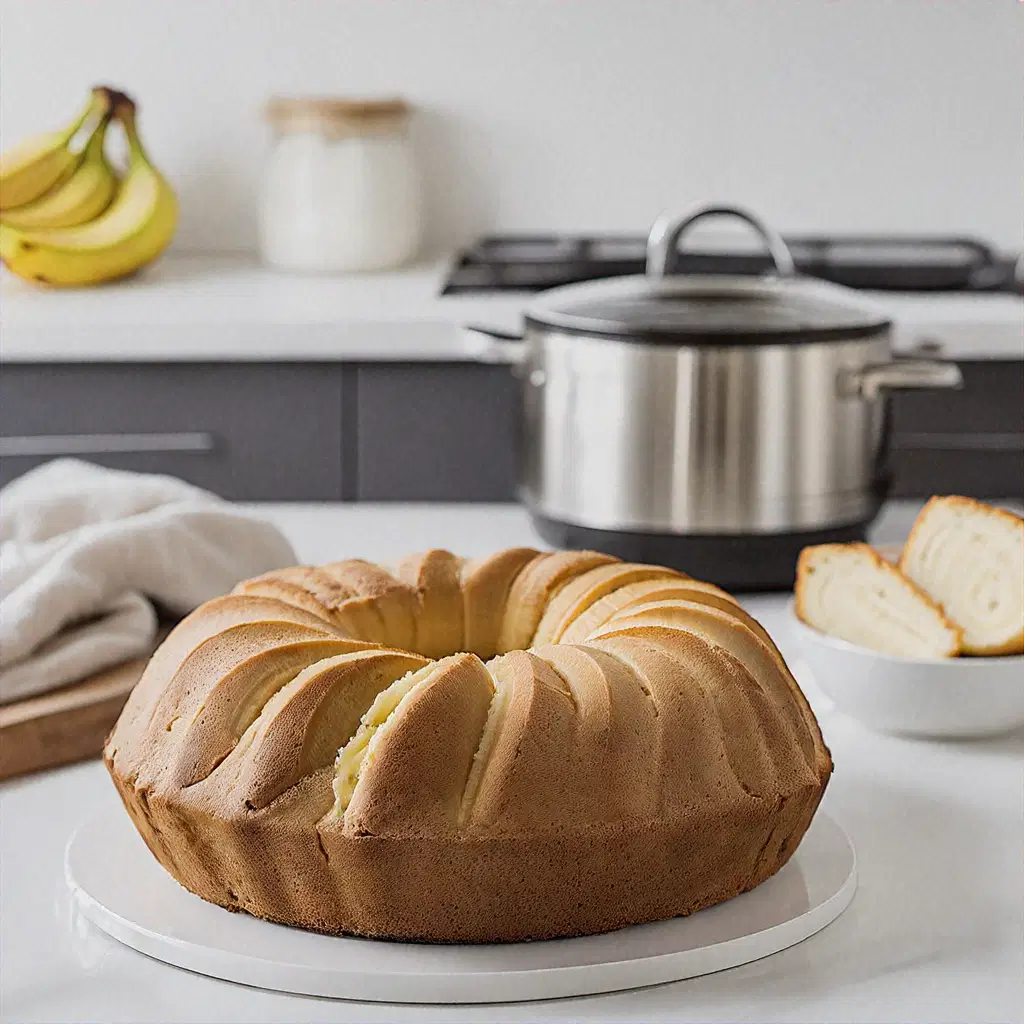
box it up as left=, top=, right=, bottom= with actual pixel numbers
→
left=443, top=234, right=1021, bottom=295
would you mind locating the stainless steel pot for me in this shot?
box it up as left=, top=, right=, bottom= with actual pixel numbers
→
left=470, top=204, right=963, bottom=589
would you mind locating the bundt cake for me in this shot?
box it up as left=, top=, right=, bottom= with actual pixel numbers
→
left=105, top=548, right=832, bottom=943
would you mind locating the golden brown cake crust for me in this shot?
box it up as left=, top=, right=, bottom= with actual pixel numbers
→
left=106, top=548, right=832, bottom=943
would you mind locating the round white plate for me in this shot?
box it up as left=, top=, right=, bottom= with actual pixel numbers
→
left=65, top=807, right=856, bottom=1004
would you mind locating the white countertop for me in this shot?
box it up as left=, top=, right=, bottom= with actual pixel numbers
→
left=2, top=500, right=1022, bottom=1023
left=1, top=253, right=1021, bottom=362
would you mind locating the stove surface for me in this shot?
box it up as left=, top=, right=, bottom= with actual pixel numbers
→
left=443, top=234, right=1021, bottom=295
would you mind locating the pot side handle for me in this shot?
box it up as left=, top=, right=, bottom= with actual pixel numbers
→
left=462, top=324, right=527, bottom=367
left=840, top=359, right=964, bottom=401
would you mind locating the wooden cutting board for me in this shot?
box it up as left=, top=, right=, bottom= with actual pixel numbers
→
left=0, top=631, right=169, bottom=782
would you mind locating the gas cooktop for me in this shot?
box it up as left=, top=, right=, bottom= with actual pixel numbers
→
left=443, top=234, right=1021, bottom=295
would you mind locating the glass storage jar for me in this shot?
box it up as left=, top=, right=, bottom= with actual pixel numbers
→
left=259, top=96, right=422, bottom=273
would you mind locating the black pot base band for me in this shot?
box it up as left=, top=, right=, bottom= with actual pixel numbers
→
left=528, top=513, right=873, bottom=592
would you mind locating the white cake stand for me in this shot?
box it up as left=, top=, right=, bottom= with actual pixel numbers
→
left=65, top=807, right=856, bottom=1004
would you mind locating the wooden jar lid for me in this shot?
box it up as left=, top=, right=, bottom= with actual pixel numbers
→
left=265, top=96, right=410, bottom=136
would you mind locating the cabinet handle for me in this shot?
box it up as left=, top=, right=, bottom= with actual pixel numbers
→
left=0, top=432, right=216, bottom=457
left=892, top=432, right=1024, bottom=453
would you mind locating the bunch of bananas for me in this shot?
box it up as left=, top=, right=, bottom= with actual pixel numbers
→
left=0, top=87, right=178, bottom=287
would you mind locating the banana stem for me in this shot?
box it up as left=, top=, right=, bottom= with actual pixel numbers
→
left=83, top=113, right=113, bottom=159
left=59, top=87, right=118, bottom=153
left=61, top=94, right=104, bottom=145
left=93, top=86, right=134, bottom=115
left=112, top=97, right=147, bottom=163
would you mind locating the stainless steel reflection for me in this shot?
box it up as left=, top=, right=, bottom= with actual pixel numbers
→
left=521, top=329, right=895, bottom=534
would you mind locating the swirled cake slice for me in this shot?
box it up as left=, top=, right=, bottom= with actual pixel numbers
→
left=796, top=543, right=961, bottom=658
left=900, top=497, right=1024, bottom=656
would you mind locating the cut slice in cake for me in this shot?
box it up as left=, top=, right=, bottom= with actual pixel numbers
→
left=900, top=496, right=1024, bottom=656
left=795, top=543, right=961, bottom=658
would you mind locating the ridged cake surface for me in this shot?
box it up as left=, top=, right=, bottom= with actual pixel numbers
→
left=106, top=549, right=832, bottom=942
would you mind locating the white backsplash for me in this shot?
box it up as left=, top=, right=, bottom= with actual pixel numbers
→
left=2, top=0, right=1019, bottom=255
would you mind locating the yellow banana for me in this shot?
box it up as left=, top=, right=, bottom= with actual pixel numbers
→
left=1, top=115, right=118, bottom=230
left=0, top=89, right=108, bottom=210
left=0, top=99, right=177, bottom=288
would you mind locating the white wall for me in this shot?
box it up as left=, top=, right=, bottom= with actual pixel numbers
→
left=2, top=0, right=1020, bottom=254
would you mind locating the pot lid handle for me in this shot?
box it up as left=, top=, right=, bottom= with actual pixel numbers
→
left=646, top=203, right=796, bottom=280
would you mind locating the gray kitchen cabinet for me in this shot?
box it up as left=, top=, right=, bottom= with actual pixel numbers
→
left=355, top=363, right=519, bottom=501
left=888, top=360, right=1024, bottom=498
left=0, top=363, right=345, bottom=500
left=2, top=358, right=1019, bottom=504
left=888, top=448, right=1023, bottom=499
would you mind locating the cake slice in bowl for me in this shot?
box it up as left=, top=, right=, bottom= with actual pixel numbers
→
left=900, top=497, right=1024, bottom=656
left=795, top=543, right=961, bottom=659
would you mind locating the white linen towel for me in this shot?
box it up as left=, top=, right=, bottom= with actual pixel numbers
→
left=0, top=459, right=296, bottom=704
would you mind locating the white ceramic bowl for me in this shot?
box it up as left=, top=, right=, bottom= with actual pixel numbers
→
left=786, top=602, right=1024, bottom=739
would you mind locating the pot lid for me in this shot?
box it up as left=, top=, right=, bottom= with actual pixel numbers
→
left=525, top=204, right=891, bottom=345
